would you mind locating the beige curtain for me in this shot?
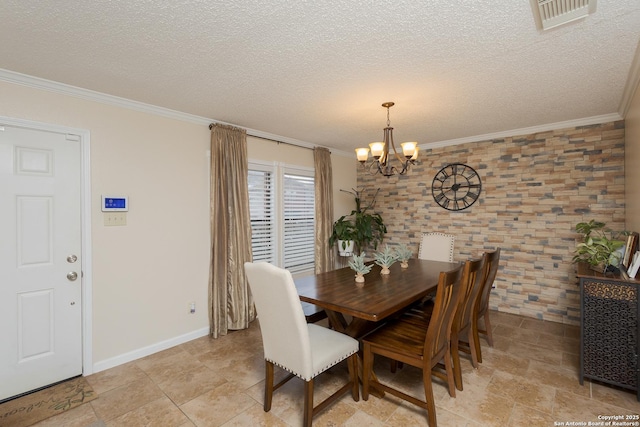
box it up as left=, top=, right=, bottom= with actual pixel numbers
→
left=209, top=124, right=255, bottom=338
left=314, top=147, right=335, bottom=273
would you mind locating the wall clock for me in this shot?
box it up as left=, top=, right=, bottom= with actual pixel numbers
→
left=431, top=163, right=482, bottom=211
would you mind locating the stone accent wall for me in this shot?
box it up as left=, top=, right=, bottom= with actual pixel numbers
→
left=357, top=120, right=625, bottom=325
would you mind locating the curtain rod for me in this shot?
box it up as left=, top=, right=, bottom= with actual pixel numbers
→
left=209, top=123, right=319, bottom=152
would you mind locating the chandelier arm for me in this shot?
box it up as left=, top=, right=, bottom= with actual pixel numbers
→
left=383, top=126, right=406, bottom=166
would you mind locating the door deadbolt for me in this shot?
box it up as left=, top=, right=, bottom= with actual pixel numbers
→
left=67, top=271, right=78, bottom=281
left=67, top=254, right=78, bottom=263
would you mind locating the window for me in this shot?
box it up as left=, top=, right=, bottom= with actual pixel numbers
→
left=248, top=168, right=275, bottom=264
left=248, top=161, right=315, bottom=275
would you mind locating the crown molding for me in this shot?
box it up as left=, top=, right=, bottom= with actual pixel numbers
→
left=0, top=68, right=625, bottom=158
left=0, top=68, right=355, bottom=157
left=422, top=112, right=624, bottom=150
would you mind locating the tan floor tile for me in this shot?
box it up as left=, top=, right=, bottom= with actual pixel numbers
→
left=11, top=311, right=636, bottom=427
left=520, top=318, right=566, bottom=336
left=590, top=381, right=640, bottom=413
left=485, top=335, right=510, bottom=353
left=490, top=311, right=525, bottom=327
left=356, top=393, right=406, bottom=422
left=219, top=402, right=289, bottom=426
left=535, top=333, right=580, bottom=354
left=31, top=402, right=98, bottom=427
left=492, top=323, right=540, bottom=345
left=480, top=348, right=530, bottom=377
left=90, top=376, right=164, bottom=421
left=561, top=351, right=579, bottom=370
left=553, top=390, right=639, bottom=423
left=506, top=340, right=563, bottom=365
left=153, top=363, right=228, bottom=405
left=314, top=398, right=359, bottom=426
left=487, top=370, right=555, bottom=413
left=526, top=360, right=589, bottom=397
left=220, top=353, right=266, bottom=390
left=179, top=334, right=224, bottom=357
left=340, top=409, right=386, bottom=426
left=106, top=395, right=190, bottom=427
left=438, top=379, right=515, bottom=426
left=86, top=362, right=149, bottom=395
left=564, top=324, right=580, bottom=339
left=180, top=382, right=256, bottom=426
left=136, top=348, right=203, bottom=380
left=508, top=403, right=557, bottom=427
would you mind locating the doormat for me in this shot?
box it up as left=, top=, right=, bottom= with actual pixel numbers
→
left=0, top=376, right=96, bottom=427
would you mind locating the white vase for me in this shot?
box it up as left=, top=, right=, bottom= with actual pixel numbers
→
left=338, top=240, right=355, bottom=257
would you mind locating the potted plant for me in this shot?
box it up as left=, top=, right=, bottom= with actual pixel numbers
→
left=348, top=252, right=372, bottom=284
left=329, top=216, right=356, bottom=256
left=572, top=220, right=625, bottom=272
left=330, top=188, right=387, bottom=256
left=394, top=243, right=413, bottom=268
left=373, top=245, right=397, bottom=275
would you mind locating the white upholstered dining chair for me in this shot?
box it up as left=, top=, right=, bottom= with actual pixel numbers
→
left=244, top=262, right=359, bottom=427
left=418, top=232, right=455, bottom=262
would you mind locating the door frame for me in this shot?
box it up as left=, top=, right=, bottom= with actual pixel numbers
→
left=1, top=115, right=93, bottom=376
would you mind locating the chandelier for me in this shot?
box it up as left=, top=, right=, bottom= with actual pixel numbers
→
left=355, top=102, right=419, bottom=177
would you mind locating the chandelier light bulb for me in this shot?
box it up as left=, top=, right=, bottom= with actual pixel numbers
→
left=369, top=142, right=385, bottom=159
left=401, top=141, right=417, bottom=158
left=355, top=147, right=370, bottom=162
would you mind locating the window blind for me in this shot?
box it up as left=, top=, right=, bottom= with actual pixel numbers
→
left=283, top=172, right=315, bottom=274
left=248, top=169, right=275, bottom=264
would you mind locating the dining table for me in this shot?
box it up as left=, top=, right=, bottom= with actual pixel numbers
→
left=294, top=258, right=461, bottom=340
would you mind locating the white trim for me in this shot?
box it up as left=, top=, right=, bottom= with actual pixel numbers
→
left=0, top=115, right=94, bottom=376
left=1, top=68, right=630, bottom=156
left=422, top=113, right=624, bottom=150
left=0, top=68, right=355, bottom=157
left=92, top=327, right=210, bottom=373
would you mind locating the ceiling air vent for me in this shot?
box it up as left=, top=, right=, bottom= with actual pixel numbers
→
left=531, top=0, right=597, bottom=31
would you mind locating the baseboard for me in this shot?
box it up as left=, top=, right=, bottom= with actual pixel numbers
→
left=91, top=327, right=210, bottom=374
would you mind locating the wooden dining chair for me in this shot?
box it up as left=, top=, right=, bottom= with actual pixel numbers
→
left=472, top=248, right=501, bottom=363
left=418, top=232, right=455, bottom=262
left=362, top=264, right=464, bottom=427
left=449, top=257, right=485, bottom=391
left=394, top=258, right=485, bottom=391
left=244, top=262, right=359, bottom=427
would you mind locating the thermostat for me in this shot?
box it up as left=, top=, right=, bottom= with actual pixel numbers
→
left=102, top=196, right=128, bottom=212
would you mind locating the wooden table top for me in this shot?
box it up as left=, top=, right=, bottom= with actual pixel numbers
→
left=295, top=258, right=460, bottom=322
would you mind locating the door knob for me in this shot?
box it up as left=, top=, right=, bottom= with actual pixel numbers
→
left=67, top=254, right=78, bottom=263
left=67, top=271, right=78, bottom=281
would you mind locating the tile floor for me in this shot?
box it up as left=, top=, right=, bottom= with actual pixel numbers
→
left=27, top=311, right=639, bottom=426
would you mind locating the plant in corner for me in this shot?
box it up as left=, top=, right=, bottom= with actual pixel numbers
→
left=572, top=220, right=625, bottom=272
left=328, top=216, right=356, bottom=256
left=329, top=187, right=387, bottom=256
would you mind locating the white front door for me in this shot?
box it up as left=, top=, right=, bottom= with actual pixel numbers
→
left=0, top=124, right=83, bottom=401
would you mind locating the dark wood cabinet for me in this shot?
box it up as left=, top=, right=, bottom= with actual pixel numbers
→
left=577, top=263, right=639, bottom=401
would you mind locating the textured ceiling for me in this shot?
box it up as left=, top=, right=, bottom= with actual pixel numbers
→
left=1, top=1, right=639, bottom=154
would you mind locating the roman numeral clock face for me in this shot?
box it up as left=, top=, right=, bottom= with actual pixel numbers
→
left=431, top=163, right=482, bottom=211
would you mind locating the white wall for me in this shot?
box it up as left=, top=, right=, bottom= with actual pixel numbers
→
left=626, top=82, right=640, bottom=231
left=0, top=79, right=356, bottom=372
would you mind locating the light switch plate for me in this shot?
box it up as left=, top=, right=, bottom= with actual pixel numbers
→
left=104, top=212, right=127, bottom=226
